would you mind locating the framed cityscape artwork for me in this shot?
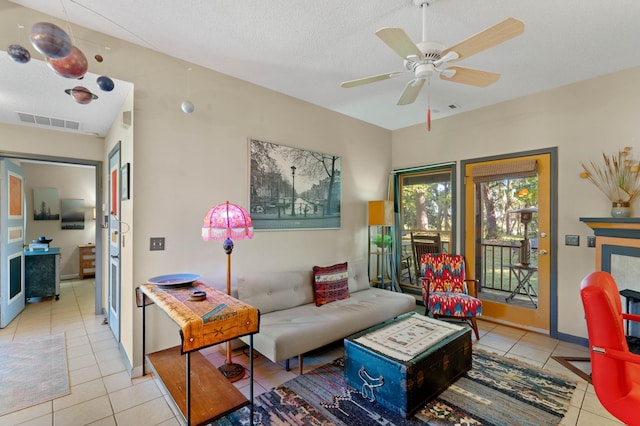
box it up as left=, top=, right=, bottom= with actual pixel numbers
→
left=249, top=138, right=341, bottom=230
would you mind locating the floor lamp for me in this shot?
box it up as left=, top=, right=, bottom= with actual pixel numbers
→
left=202, top=200, right=254, bottom=382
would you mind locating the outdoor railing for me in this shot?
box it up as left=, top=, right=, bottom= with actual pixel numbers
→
left=397, top=238, right=538, bottom=299
left=479, top=242, right=538, bottom=294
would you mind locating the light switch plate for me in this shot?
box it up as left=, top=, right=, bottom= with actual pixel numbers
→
left=565, top=235, right=580, bottom=246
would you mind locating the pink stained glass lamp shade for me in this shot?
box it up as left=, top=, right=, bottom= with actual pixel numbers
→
left=201, top=201, right=253, bottom=382
left=202, top=201, right=254, bottom=242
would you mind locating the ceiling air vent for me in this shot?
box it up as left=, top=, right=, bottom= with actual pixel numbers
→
left=34, top=115, right=49, bottom=125
left=17, top=112, right=35, bottom=123
left=50, top=118, right=65, bottom=128
left=17, top=112, right=80, bottom=131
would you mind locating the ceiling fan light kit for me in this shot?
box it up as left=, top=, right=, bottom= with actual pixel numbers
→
left=341, top=0, right=524, bottom=130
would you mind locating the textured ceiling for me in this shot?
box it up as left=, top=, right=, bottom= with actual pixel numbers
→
left=3, top=0, right=640, bottom=136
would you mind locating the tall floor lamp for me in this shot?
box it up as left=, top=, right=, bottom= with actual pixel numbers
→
left=202, top=200, right=254, bottom=382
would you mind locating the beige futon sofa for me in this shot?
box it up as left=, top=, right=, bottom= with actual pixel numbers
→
left=238, top=260, right=416, bottom=374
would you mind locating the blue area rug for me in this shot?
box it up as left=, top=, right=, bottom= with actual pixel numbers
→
left=216, top=351, right=576, bottom=425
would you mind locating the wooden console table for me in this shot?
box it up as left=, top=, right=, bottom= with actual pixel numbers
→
left=137, top=281, right=260, bottom=425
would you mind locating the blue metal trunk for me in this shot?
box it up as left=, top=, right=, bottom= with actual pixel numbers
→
left=344, top=316, right=472, bottom=418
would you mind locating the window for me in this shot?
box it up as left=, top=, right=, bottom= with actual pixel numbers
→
left=394, top=164, right=455, bottom=291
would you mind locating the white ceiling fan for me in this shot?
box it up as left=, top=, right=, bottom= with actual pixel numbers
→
left=341, top=0, right=524, bottom=128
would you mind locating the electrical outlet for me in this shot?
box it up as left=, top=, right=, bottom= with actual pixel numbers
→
left=565, top=235, right=580, bottom=246
left=150, top=237, right=165, bottom=251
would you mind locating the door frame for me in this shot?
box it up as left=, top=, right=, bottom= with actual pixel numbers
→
left=107, top=144, right=121, bottom=341
left=0, top=151, right=104, bottom=316
left=393, top=163, right=457, bottom=293
left=460, top=147, right=559, bottom=337
left=0, top=160, right=25, bottom=327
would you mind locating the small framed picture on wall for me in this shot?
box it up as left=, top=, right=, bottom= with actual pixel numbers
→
left=121, top=163, right=130, bottom=200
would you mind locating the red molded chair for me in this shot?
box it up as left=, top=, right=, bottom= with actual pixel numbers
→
left=580, top=271, right=640, bottom=425
left=420, top=253, right=482, bottom=340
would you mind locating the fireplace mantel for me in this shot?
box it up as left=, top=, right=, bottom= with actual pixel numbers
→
left=581, top=217, right=640, bottom=335
left=580, top=217, right=640, bottom=238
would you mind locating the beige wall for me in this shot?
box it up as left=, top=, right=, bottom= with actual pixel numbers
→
left=0, top=123, right=103, bottom=161
left=0, top=3, right=392, bottom=374
left=392, top=66, right=640, bottom=340
left=126, top=52, right=391, bottom=370
left=22, top=162, right=96, bottom=277
left=5, top=1, right=635, bottom=374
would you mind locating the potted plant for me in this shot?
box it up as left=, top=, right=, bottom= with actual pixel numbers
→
left=372, top=233, right=392, bottom=250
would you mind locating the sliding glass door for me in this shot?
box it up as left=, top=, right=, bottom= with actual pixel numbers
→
left=394, top=164, right=456, bottom=293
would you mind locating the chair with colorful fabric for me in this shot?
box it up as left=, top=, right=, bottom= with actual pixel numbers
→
left=580, top=271, right=640, bottom=425
left=420, top=253, right=482, bottom=340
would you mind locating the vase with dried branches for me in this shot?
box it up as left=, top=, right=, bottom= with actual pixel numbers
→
left=580, top=147, right=640, bottom=217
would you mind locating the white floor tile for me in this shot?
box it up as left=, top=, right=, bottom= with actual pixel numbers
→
left=0, top=278, right=610, bottom=426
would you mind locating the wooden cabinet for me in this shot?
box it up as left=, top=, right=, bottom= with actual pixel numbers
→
left=78, top=244, right=95, bottom=279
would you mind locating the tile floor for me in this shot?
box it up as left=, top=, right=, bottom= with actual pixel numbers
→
left=0, top=278, right=624, bottom=425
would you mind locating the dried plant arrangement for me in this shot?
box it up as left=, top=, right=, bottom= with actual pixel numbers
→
left=580, top=147, right=640, bottom=205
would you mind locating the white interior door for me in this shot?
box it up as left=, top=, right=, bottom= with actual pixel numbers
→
left=0, top=160, right=25, bottom=328
left=108, top=147, right=121, bottom=340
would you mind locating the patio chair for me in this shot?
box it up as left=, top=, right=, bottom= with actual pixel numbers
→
left=580, top=271, right=640, bottom=425
left=420, top=253, right=482, bottom=340
left=400, top=254, right=413, bottom=285
left=411, top=233, right=441, bottom=282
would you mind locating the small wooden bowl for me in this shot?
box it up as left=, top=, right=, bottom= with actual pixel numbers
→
left=189, top=290, right=207, bottom=301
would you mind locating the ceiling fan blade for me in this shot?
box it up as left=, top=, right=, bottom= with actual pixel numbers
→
left=439, top=66, right=500, bottom=87
left=397, top=79, right=425, bottom=105
left=442, top=18, right=524, bottom=62
left=341, top=71, right=405, bottom=88
left=376, top=27, right=423, bottom=60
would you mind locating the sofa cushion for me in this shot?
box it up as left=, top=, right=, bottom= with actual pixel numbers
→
left=312, top=262, right=349, bottom=306
left=237, top=269, right=314, bottom=314
left=348, top=259, right=372, bottom=293
left=239, top=287, right=416, bottom=362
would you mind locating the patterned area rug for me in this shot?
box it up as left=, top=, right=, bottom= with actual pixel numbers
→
left=0, top=334, right=70, bottom=416
left=217, top=351, right=576, bottom=425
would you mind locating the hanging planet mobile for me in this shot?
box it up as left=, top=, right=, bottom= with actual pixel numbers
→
left=29, top=22, right=72, bottom=59
left=97, top=75, right=115, bottom=92
left=46, top=46, right=88, bottom=79
left=181, top=100, right=195, bottom=114
left=7, top=44, right=31, bottom=63
left=65, top=86, right=98, bottom=104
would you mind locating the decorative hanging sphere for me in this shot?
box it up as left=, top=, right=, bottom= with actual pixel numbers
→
left=96, top=75, right=115, bottom=92
left=66, top=86, right=98, bottom=104
left=181, top=100, right=195, bottom=114
left=45, top=46, right=88, bottom=79
left=29, top=22, right=72, bottom=59
left=7, top=44, right=31, bottom=63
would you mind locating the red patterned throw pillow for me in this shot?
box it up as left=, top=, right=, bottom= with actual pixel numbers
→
left=312, top=262, right=349, bottom=306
